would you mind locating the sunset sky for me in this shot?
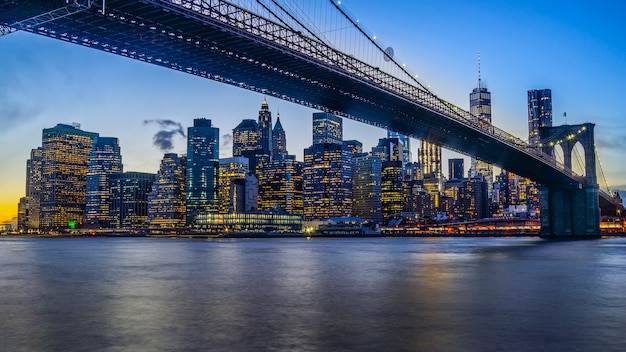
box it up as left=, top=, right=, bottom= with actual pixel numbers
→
left=1, top=0, right=625, bottom=223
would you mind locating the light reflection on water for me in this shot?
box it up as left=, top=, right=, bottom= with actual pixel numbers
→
left=1, top=237, right=626, bottom=351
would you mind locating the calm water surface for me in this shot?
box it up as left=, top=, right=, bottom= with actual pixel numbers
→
left=1, top=236, right=626, bottom=351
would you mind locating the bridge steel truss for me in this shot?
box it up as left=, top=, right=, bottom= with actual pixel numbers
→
left=2, top=0, right=618, bottom=235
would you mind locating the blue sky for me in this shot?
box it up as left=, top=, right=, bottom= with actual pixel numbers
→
left=1, top=0, right=625, bottom=222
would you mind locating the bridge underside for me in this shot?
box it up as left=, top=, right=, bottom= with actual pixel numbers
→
left=1, top=0, right=577, bottom=186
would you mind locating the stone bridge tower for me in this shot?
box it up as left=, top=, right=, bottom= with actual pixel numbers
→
left=538, top=123, right=599, bottom=237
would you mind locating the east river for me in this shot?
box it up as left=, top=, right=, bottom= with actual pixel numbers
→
left=1, top=236, right=625, bottom=351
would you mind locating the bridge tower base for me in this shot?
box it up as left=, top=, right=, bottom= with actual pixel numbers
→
left=539, top=184, right=600, bottom=238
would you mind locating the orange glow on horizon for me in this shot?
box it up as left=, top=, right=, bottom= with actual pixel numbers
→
left=0, top=203, right=17, bottom=224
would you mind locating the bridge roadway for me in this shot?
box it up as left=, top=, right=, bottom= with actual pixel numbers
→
left=2, top=0, right=584, bottom=185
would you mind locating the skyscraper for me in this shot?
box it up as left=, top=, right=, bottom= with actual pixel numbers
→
left=448, top=158, right=464, bottom=180
left=303, top=112, right=351, bottom=220
left=419, top=140, right=443, bottom=209
left=218, top=157, right=250, bottom=213
left=528, top=89, right=553, bottom=147
left=110, top=172, right=155, bottom=229
left=85, top=137, right=122, bottom=229
left=387, top=131, right=412, bottom=164
left=148, top=153, right=186, bottom=228
left=418, top=141, right=442, bottom=179
left=312, top=112, right=342, bottom=145
left=40, top=123, right=98, bottom=231
left=381, top=160, right=404, bottom=218
left=258, top=155, right=303, bottom=214
left=232, top=119, right=261, bottom=157
left=303, top=143, right=352, bottom=220
left=258, top=97, right=273, bottom=158
left=352, top=153, right=382, bottom=221
left=469, top=56, right=493, bottom=199
left=271, top=113, right=287, bottom=160
left=18, top=147, right=43, bottom=232
left=186, top=118, right=219, bottom=225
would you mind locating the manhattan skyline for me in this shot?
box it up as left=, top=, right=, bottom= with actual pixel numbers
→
left=1, top=0, right=625, bottom=223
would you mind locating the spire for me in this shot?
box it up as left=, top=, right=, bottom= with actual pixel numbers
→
left=273, top=112, right=284, bottom=132
left=262, top=96, right=268, bottom=109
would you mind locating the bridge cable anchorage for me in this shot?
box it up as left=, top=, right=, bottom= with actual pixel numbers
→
left=595, top=145, right=612, bottom=195
left=8, top=0, right=99, bottom=32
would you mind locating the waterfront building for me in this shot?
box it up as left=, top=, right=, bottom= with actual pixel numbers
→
left=258, top=97, right=273, bottom=158
left=110, top=172, right=155, bottom=229
left=352, top=153, right=382, bottom=221
left=40, top=123, right=98, bottom=231
left=258, top=155, right=303, bottom=214
left=186, top=118, right=220, bottom=226
left=303, top=143, right=352, bottom=220
left=85, top=137, right=123, bottom=229
left=194, top=212, right=302, bottom=233
left=528, top=89, right=553, bottom=147
left=18, top=147, right=43, bottom=232
left=387, top=131, right=412, bottom=164
left=312, top=112, right=342, bottom=145
left=381, top=160, right=404, bottom=218
left=218, top=157, right=250, bottom=213
left=271, top=113, right=287, bottom=160
left=148, top=153, right=186, bottom=228
left=448, top=158, right=464, bottom=180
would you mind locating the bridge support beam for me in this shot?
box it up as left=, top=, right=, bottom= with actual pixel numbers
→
left=539, top=184, right=600, bottom=237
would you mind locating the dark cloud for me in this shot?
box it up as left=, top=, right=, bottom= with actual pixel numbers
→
left=222, top=133, right=233, bottom=148
left=144, top=119, right=186, bottom=152
left=596, top=135, right=626, bottom=151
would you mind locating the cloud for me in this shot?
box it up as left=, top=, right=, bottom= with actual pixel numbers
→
left=222, top=133, right=233, bottom=148
left=144, top=119, right=186, bottom=152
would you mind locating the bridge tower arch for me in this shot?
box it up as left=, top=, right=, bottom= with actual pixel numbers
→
left=538, top=123, right=600, bottom=237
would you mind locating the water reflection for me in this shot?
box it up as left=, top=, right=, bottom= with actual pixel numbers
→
left=1, top=237, right=625, bottom=351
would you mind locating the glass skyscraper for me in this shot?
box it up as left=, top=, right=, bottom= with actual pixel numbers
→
left=110, top=172, right=155, bottom=229
left=528, top=89, right=553, bottom=147
left=40, top=123, right=98, bottom=231
left=232, top=119, right=261, bottom=157
left=312, top=112, right=342, bottom=145
left=469, top=69, right=493, bottom=199
left=85, top=137, right=122, bottom=229
left=352, top=153, right=382, bottom=221
left=148, top=153, right=186, bottom=228
left=186, top=118, right=219, bottom=226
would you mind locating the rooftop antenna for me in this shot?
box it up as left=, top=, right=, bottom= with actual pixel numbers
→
left=477, top=52, right=482, bottom=89
left=564, top=112, right=567, bottom=124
